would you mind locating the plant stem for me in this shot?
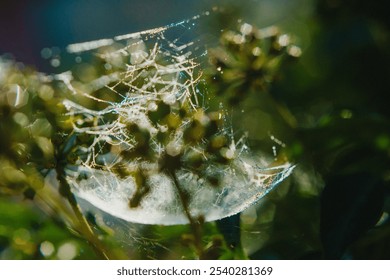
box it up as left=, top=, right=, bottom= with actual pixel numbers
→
left=56, top=166, right=114, bottom=260
left=168, top=170, right=204, bottom=258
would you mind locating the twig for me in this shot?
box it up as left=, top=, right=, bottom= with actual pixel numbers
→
left=168, top=170, right=204, bottom=258
left=56, top=165, right=114, bottom=260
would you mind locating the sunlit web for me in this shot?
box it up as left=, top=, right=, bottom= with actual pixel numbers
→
left=55, top=12, right=294, bottom=225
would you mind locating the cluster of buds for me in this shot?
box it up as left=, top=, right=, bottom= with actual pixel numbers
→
left=208, top=22, right=302, bottom=105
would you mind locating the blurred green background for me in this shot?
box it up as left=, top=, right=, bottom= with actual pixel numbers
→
left=1, top=0, right=390, bottom=259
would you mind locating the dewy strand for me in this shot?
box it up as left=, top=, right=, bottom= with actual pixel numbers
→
left=56, top=12, right=295, bottom=225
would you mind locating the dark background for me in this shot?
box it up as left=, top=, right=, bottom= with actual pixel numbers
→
left=0, top=0, right=202, bottom=68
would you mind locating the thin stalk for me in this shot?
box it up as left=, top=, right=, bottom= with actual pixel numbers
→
left=56, top=166, right=114, bottom=260
left=168, top=170, right=204, bottom=258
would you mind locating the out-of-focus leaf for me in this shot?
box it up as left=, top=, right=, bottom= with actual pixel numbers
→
left=320, top=172, right=384, bottom=259
left=0, top=235, right=10, bottom=253
left=216, top=213, right=241, bottom=251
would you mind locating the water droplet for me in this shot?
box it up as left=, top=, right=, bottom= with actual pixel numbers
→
left=277, top=34, right=290, bottom=47
left=40, top=241, right=55, bottom=257
left=288, top=45, right=302, bottom=57
left=41, top=48, right=52, bottom=59
left=6, top=84, right=28, bottom=108
left=57, top=242, right=77, bottom=260
left=13, top=112, right=29, bottom=126
left=50, top=58, right=61, bottom=68
left=240, top=23, right=253, bottom=35
left=148, top=102, right=158, bottom=111
left=272, top=146, right=277, bottom=157
left=252, top=47, right=261, bottom=56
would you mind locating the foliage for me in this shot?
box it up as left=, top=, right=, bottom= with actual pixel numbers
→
left=271, top=0, right=390, bottom=259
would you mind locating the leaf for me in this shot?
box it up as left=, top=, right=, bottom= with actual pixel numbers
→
left=216, top=213, right=241, bottom=251
left=0, top=235, right=10, bottom=254
left=320, top=172, right=384, bottom=259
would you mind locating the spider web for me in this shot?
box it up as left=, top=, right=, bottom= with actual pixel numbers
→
left=56, top=13, right=295, bottom=225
